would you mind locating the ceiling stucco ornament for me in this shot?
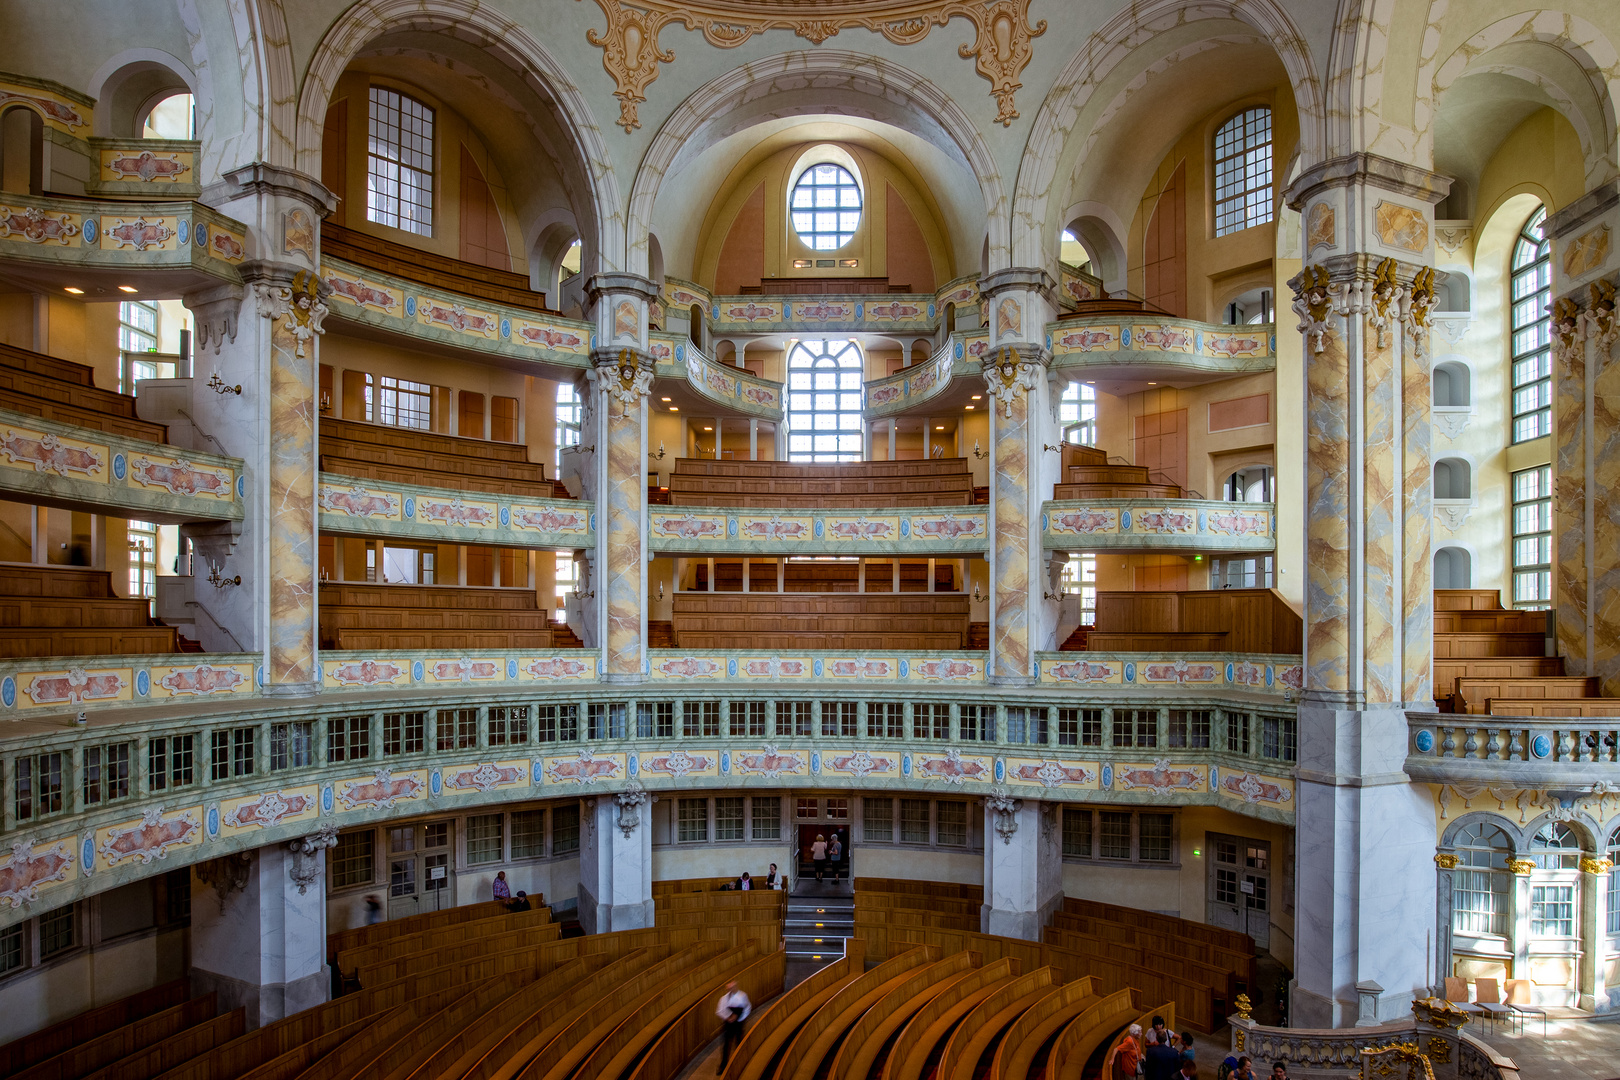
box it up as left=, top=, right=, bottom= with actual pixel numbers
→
left=579, top=0, right=1046, bottom=131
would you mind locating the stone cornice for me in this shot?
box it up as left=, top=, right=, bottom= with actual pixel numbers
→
left=207, top=163, right=337, bottom=216
left=1544, top=181, right=1619, bottom=240
left=1284, top=153, right=1452, bottom=211
left=586, top=272, right=660, bottom=307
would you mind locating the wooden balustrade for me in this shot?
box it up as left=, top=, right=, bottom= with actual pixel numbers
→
left=0, top=566, right=176, bottom=658
left=671, top=592, right=969, bottom=651
left=0, top=342, right=168, bottom=444
left=668, top=459, right=974, bottom=509
left=1084, top=588, right=1302, bottom=654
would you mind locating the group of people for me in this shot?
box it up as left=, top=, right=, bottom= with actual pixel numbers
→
left=491, top=870, right=532, bottom=911
left=809, top=832, right=844, bottom=880
left=723, top=864, right=782, bottom=891
left=1111, top=1016, right=1198, bottom=1079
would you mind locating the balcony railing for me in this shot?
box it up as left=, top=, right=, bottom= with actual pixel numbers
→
left=1406, top=711, right=1620, bottom=786
left=1041, top=499, right=1275, bottom=552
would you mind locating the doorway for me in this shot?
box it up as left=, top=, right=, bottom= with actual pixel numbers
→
left=794, top=796, right=850, bottom=880
left=1207, top=832, right=1271, bottom=949
left=387, top=820, right=454, bottom=919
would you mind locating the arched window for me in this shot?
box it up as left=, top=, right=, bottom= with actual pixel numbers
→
left=142, top=93, right=194, bottom=139
left=790, top=164, right=862, bottom=251
left=1510, top=206, right=1551, bottom=442
left=1213, top=108, right=1273, bottom=237
left=1607, top=827, right=1620, bottom=934
left=1531, top=822, right=1581, bottom=870
left=1433, top=361, right=1471, bottom=408
left=1452, top=822, right=1512, bottom=937
left=786, top=340, right=863, bottom=462
left=367, top=86, right=435, bottom=236
left=1434, top=547, right=1471, bottom=589
left=1058, top=382, right=1096, bottom=445
left=1222, top=466, right=1273, bottom=503
left=1434, top=458, right=1471, bottom=500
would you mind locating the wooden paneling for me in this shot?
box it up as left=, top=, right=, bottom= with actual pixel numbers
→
left=1132, top=408, right=1188, bottom=491
left=668, top=458, right=973, bottom=509
left=458, top=390, right=485, bottom=440
left=1208, top=393, right=1270, bottom=432
left=458, top=145, right=511, bottom=271
left=318, top=582, right=551, bottom=651
left=491, top=395, right=518, bottom=443
left=1088, top=588, right=1302, bottom=654
left=1142, top=160, right=1186, bottom=317
left=0, top=342, right=167, bottom=443
left=320, top=101, right=346, bottom=229
left=672, top=592, right=969, bottom=650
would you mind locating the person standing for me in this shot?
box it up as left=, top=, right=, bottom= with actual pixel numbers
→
left=1144, top=1030, right=1181, bottom=1080
left=364, top=894, right=382, bottom=925
left=716, top=980, right=752, bottom=1072
left=811, top=834, right=828, bottom=880
left=827, top=833, right=843, bottom=879
left=1112, top=1024, right=1142, bottom=1080
left=492, top=871, right=511, bottom=902
left=765, top=863, right=779, bottom=889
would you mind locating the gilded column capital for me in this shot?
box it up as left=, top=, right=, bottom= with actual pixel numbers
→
left=590, top=348, right=656, bottom=411
left=1580, top=856, right=1613, bottom=875
left=1507, top=858, right=1537, bottom=876
left=1433, top=852, right=1460, bottom=870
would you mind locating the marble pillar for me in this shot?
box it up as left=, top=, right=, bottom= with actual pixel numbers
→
left=584, top=274, right=659, bottom=680
left=577, top=785, right=654, bottom=934
left=190, top=830, right=333, bottom=1027
left=980, top=791, right=1062, bottom=940
left=1284, top=155, right=1448, bottom=1028
left=979, top=269, right=1057, bottom=682
left=181, top=166, right=333, bottom=690
left=1546, top=184, right=1620, bottom=696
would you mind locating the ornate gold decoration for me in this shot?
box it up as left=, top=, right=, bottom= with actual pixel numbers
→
left=1409, top=266, right=1436, bottom=329
left=1360, top=1039, right=1435, bottom=1080
left=1552, top=296, right=1583, bottom=358
left=1411, top=996, right=1469, bottom=1030
left=1580, top=856, right=1613, bottom=875
left=1507, top=858, right=1536, bottom=876
left=578, top=0, right=1046, bottom=130
left=983, top=347, right=1036, bottom=419
left=1233, top=993, right=1253, bottom=1020
left=254, top=270, right=329, bottom=359
left=1589, top=278, right=1617, bottom=352
left=1292, top=264, right=1335, bottom=354
left=1369, top=257, right=1399, bottom=348
left=1233, top=1028, right=1245, bottom=1051
left=1433, top=852, right=1460, bottom=870
left=1425, top=1036, right=1451, bottom=1065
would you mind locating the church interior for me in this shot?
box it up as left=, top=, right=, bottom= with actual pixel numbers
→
left=0, top=0, right=1616, bottom=1075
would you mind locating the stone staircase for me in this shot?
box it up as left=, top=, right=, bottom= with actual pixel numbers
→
left=784, top=883, right=854, bottom=971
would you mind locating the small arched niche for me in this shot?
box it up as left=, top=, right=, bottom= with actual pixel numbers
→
left=1434, top=361, right=1472, bottom=408
left=1434, top=458, right=1472, bottom=500
left=1434, top=546, right=1471, bottom=589
left=1220, top=286, right=1274, bottom=326
left=1221, top=465, right=1274, bottom=503
left=0, top=106, right=44, bottom=196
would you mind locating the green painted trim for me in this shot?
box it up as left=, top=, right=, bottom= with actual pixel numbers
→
left=317, top=471, right=593, bottom=549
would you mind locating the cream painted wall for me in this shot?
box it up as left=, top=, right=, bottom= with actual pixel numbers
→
left=0, top=928, right=187, bottom=1045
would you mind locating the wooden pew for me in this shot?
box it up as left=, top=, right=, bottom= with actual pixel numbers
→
left=1043, top=988, right=1143, bottom=1080
left=724, top=943, right=866, bottom=1080
left=667, top=459, right=975, bottom=509
left=672, top=592, right=969, bottom=651
left=1087, top=589, right=1302, bottom=654
left=1096, top=1002, right=1174, bottom=1080
left=227, top=1015, right=373, bottom=1080
left=885, top=957, right=1021, bottom=1080
left=1454, top=676, right=1597, bottom=714
left=322, top=223, right=552, bottom=312
left=986, top=976, right=1102, bottom=1080
left=329, top=900, right=506, bottom=957
left=1488, top=699, right=1620, bottom=717
left=11, top=996, right=216, bottom=1080
left=354, top=921, right=563, bottom=986
left=937, top=967, right=1063, bottom=1080
left=776, top=948, right=940, bottom=1080
left=318, top=583, right=556, bottom=652
left=77, top=1012, right=244, bottom=1080
left=0, top=981, right=188, bottom=1078
left=349, top=970, right=533, bottom=1080
left=0, top=567, right=177, bottom=657
left=337, top=907, right=552, bottom=976
left=829, top=953, right=979, bottom=1080
left=627, top=949, right=786, bottom=1080
left=0, top=343, right=169, bottom=443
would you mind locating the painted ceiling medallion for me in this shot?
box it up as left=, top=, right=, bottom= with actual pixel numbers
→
left=580, top=0, right=1046, bottom=130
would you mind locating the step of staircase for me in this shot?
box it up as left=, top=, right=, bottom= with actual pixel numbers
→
left=785, top=892, right=854, bottom=967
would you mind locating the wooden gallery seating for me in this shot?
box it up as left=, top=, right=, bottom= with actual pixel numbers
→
left=666, top=458, right=975, bottom=508
left=0, top=566, right=176, bottom=658
left=320, top=417, right=571, bottom=500
left=321, top=223, right=554, bottom=313
left=22, top=899, right=785, bottom=1080
left=1434, top=589, right=1619, bottom=716
left=0, top=342, right=170, bottom=443
left=1053, top=443, right=1184, bottom=501
left=672, top=591, right=969, bottom=651
left=1074, top=588, right=1303, bottom=654
left=318, top=581, right=559, bottom=651
left=694, top=559, right=954, bottom=593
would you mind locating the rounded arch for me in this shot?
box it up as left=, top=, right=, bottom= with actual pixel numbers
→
left=1433, top=361, right=1471, bottom=408
left=1441, top=811, right=1529, bottom=854
left=294, top=0, right=620, bottom=271
left=1434, top=456, right=1473, bottom=500
left=1060, top=203, right=1128, bottom=295
left=86, top=50, right=196, bottom=139
left=626, top=50, right=1007, bottom=278
left=1524, top=813, right=1600, bottom=855
left=1010, top=0, right=1323, bottom=268
left=1433, top=546, right=1472, bottom=590
left=1422, top=12, right=1620, bottom=188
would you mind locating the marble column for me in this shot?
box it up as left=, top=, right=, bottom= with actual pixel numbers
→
left=979, top=268, right=1058, bottom=683
left=1545, top=183, right=1620, bottom=696
left=584, top=274, right=659, bottom=680
left=1579, top=855, right=1611, bottom=1011
left=190, top=828, right=334, bottom=1027
left=577, top=784, right=654, bottom=933
left=181, top=166, right=333, bottom=691
left=980, top=790, right=1062, bottom=940
left=1283, top=155, right=1449, bottom=1028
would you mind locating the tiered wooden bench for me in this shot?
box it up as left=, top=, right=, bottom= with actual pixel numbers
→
left=318, top=581, right=559, bottom=651
left=737, top=277, right=912, bottom=296
left=1432, top=589, right=1620, bottom=715
left=1053, top=443, right=1183, bottom=500
left=322, top=222, right=553, bottom=312
left=671, top=592, right=970, bottom=650
left=668, top=459, right=975, bottom=508
left=0, top=990, right=233, bottom=1080
left=0, top=342, right=169, bottom=443
left=694, top=559, right=956, bottom=593
left=321, top=416, right=570, bottom=500
left=1076, top=588, right=1302, bottom=654
left=0, top=566, right=177, bottom=657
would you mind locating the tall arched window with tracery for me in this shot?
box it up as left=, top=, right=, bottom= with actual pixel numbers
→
left=1452, top=822, right=1512, bottom=938
left=1608, top=826, right=1620, bottom=934
left=1213, top=107, right=1273, bottom=237
left=1510, top=206, right=1552, bottom=442
left=786, top=340, right=863, bottom=462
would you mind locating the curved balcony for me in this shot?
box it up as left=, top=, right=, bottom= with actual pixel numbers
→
left=649, top=504, right=987, bottom=555
left=1046, top=315, right=1275, bottom=383
left=318, top=471, right=593, bottom=549
left=0, top=672, right=1298, bottom=927
left=651, top=336, right=783, bottom=420
left=1041, top=499, right=1274, bottom=552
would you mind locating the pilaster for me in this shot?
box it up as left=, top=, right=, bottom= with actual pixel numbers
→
left=979, top=267, right=1058, bottom=683
left=1545, top=182, right=1620, bottom=695
left=577, top=783, right=655, bottom=934
left=1283, top=154, right=1449, bottom=1028
left=980, top=789, right=1062, bottom=940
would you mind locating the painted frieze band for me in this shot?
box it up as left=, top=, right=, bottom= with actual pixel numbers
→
left=318, top=472, right=593, bottom=549
left=648, top=505, right=987, bottom=555
left=1041, top=500, right=1274, bottom=552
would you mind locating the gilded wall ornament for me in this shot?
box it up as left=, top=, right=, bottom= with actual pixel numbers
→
left=1506, top=858, right=1536, bottom=876
left=1580, top=856, right=1613, bottom=875
left=578, top=0, right=1046, bottom=131
left=1292, top=264, right=1335, bottom=355
left=1432, top=852, right=1460, bottom=870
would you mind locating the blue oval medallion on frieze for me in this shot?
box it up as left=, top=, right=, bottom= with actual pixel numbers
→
left=1532, top=733, right=1553, bottom=759
left=81, top=836, right=95, bottom=873
left=1415, top=729, right=1435, bottom=754
left=1101, top=764, right=1113, bottom=789
left=1, top=676, right=14, bottom=708
left=112, top=453, right=126, bottom=481
left=135, top=669, right=150, bottom=697
left=412, top=660, right=424, bottom=682
left=1124, top=662, right=1136, bottom=682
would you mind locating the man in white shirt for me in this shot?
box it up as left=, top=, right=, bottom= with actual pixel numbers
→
left=716, top=980, right=752, bottom=1072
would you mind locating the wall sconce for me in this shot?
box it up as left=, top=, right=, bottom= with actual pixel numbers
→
left=574, top=588, right=596, bottom=601
left=971, top=585, right=984, bottom=604
left=207, top=561, right=241, bottom=589
left=1042, top=443, right=1062, bottom=454
left=972, top=440, right=987, bottom=461
left=1043, top=589, right=1063, bottom=601
left=207, top=373, right=242, bottom=396
left=648, top=442, right=666, bottom=460
left=318, top=390, right=332, bottom=414
left=656, top=582, right=665, bottom=601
